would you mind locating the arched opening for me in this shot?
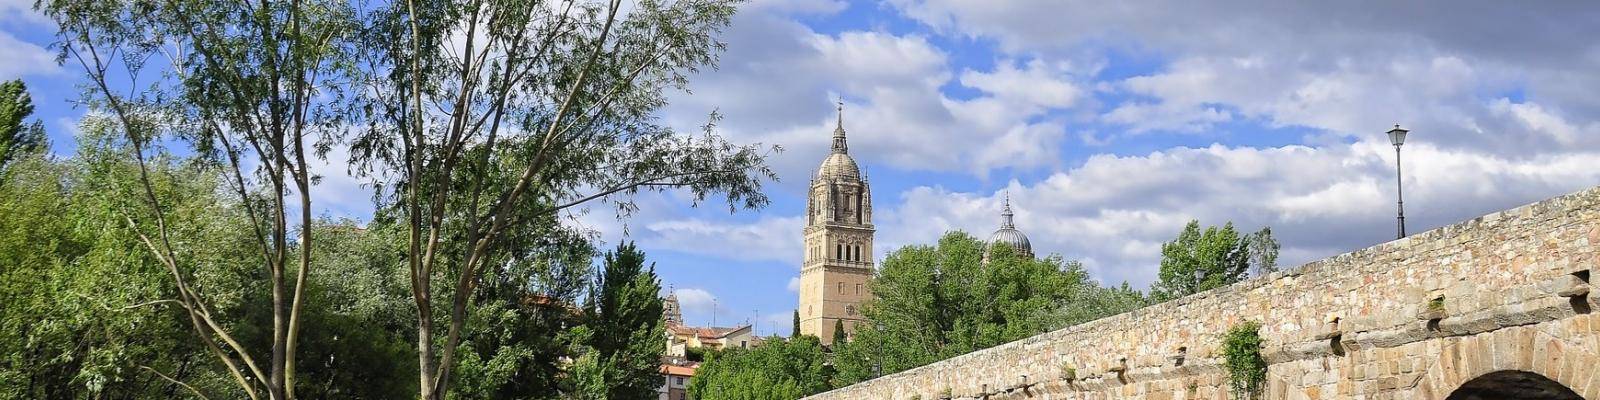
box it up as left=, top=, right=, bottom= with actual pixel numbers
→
left=1446, top=370, right=1582, bottom=400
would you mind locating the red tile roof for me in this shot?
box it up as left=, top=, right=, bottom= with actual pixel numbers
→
left=660, top=364, right=698, bottom=377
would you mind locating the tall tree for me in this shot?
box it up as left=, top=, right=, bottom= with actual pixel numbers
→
left=0, top=79, right=47, bottom=176
left=1246, top=227, right=1280, bottom=276
left=350, top=0, right=771, bottom=398
left=792, top=309, right=801, bottom=338
left=572, top=242, right=667, bottom=399
left=1150, top=221, right=1278, bottom=302
left=832, top=319, right=846, bottom=345
left=830, top=232, right=1098, bottom=386
left=45, top=0, right=359, bottom=397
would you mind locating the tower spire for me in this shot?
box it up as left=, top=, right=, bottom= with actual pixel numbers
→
left=832, top=98, right=848, bottom=154
left=1001, top=191, right=1015, bottom=229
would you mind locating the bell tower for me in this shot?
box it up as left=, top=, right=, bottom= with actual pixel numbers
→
left=799, top=102, right=874, bottom=346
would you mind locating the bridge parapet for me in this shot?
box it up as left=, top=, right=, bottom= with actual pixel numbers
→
left=807, top=187, right=1600, bottom=399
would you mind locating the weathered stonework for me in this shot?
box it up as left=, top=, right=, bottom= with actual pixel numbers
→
left=807, top=186, right=1600, bottom=400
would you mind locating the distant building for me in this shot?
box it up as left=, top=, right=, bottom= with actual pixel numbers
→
left=984, top=193, right=1034, bottom=262
left=661, top=293, right=758, bottom=358
left=798, top=103, right=875, bottom=346
left=657, top=292, right=763, bottom=400
left=657, top=361, right=697, bottom=400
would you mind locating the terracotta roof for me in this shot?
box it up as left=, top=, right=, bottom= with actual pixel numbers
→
left=660, top=364, right=698, bottom=377
left=667, top=323, right=751, bottom=340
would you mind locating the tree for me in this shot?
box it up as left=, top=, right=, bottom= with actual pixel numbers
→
left=792, top=309, right=801, bottom=338
left=1150, top=221, right=1279, bottom=302
left=0, top=129, right=303, bottom=398
left=572, top=242, right=667, bottom=399
left=832, top=319, right=847, bottom=345
left=348, top=1, right=772, bottom=398
left=45, top=0, right=358, bottom=397
left=1246, top=227, right=1280, bottom=275
left=688, top=336, right=832, bottom=400
left=0, top=79, right=47, bottom=178
left=830, top=232, right=1099, bottom=386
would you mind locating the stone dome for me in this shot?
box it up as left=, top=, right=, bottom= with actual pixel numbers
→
left=818, top=152, right=861, bottom=180
left=986, top=194, right=1033, bottom=257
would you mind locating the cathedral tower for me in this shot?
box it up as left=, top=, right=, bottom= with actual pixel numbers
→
left=798, top=103, right=874, bottom=346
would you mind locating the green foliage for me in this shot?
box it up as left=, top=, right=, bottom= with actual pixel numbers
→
left=832, top=319, right=847, bottom=345
left=1221, top=321, right=1267, bottom=399
left=571, top=242, right=668, bottom=399
left=829, top=232, right=1125, bottom=387
left=792, top=309, right=801, bottom=338
left=1060, top=364, right=1076, bottom=381
left=1151, top=221, right=1279, bottom=302
left=1428, top=296, right=1446, bottom=312
left=688, top=336, right=833, bottom=400
left=0, top=135, right=255, bottom=398
left=685, top=346, right=718, bottom=363
left=1246, top=227, right=1280, bottom=275
left=0, top=79, right=46, bottom=177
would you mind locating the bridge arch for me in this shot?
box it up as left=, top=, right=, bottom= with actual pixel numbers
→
left=1444, top=370, right=1582, bottom=400
left=1410, top=324, right=1599, bottom=400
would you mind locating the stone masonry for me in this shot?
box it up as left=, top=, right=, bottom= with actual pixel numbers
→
left=806, top=186, right=1600, bottom=400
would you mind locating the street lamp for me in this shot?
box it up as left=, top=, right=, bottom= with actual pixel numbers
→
left=1387, top=125, right=1409, bottom=239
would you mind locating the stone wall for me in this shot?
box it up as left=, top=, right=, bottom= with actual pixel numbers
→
left=806, top=186, right=1600, bottom=400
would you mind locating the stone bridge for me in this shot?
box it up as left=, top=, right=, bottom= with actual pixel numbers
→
left=807, top=186, right=1600, bottom=400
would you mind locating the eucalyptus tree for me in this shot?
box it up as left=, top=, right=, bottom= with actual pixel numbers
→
left=44, top=0, right=359, bottom=398
left=350, top=0, right=771, bottom=398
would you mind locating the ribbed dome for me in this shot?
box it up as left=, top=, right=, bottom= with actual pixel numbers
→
left=818, top=153, right=861, bottom=180
left=988, top=227, right=1032, bottom=255
left=986, top=194, right=1033, bottom=257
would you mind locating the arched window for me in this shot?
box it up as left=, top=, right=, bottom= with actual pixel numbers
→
left=855, top=284, right=862, bottom=295
left=836, top=243, right=843, bottom=260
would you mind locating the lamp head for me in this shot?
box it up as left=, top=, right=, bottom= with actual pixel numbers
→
left=1387, top=125, right=1409, bottom=146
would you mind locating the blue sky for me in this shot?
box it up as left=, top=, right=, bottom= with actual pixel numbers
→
left=7, top=0, right=1600, bottom=336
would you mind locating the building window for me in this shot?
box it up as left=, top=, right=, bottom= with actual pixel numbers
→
left=837, top=282, right=844, bottom=294
left=836, top=244, right=842, bottom=260
left=741, top=341, right=748, bottom=348
left=855, top=284, right=862, bottom=295
left=676, top=377, right=684, bottom=385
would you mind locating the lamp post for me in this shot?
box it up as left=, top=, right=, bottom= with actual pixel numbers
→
left=1387, top=125, right=1409, bottom=239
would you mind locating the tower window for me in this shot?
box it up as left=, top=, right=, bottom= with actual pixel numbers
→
left=837, top=282, right=844, bottom=294
left=855, top=284, right=862, bottom=295
left=836, top=244, right=842, bottom=260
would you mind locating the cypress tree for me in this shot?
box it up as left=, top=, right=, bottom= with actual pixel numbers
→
left=832, top=319, right=847, bottom=345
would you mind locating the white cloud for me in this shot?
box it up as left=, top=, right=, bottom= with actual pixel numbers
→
left=786, top=276, right=800, bottom=292
left=659, top=6, right=1097, bottom=186
left=0, top=0, right=50, bottom=26
left=637, top=216, right=805, bottom=263
left=878, top=140, right=1600, bottom=288
left=673, top=288, right=718, bottom=314
left=0, top=31, right=59, bottom=78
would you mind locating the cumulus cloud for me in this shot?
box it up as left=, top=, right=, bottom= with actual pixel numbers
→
left=786, top=276, right=800, bottom=292
left=658, top=4, right=1097, bottom=185
left=879, top=141, right=1600, bottom=287
left=636, top=216, right=805, bottom=263
left=673, top=288, right=718, bottom=315
left=0, top=31, right=59, bottom=78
